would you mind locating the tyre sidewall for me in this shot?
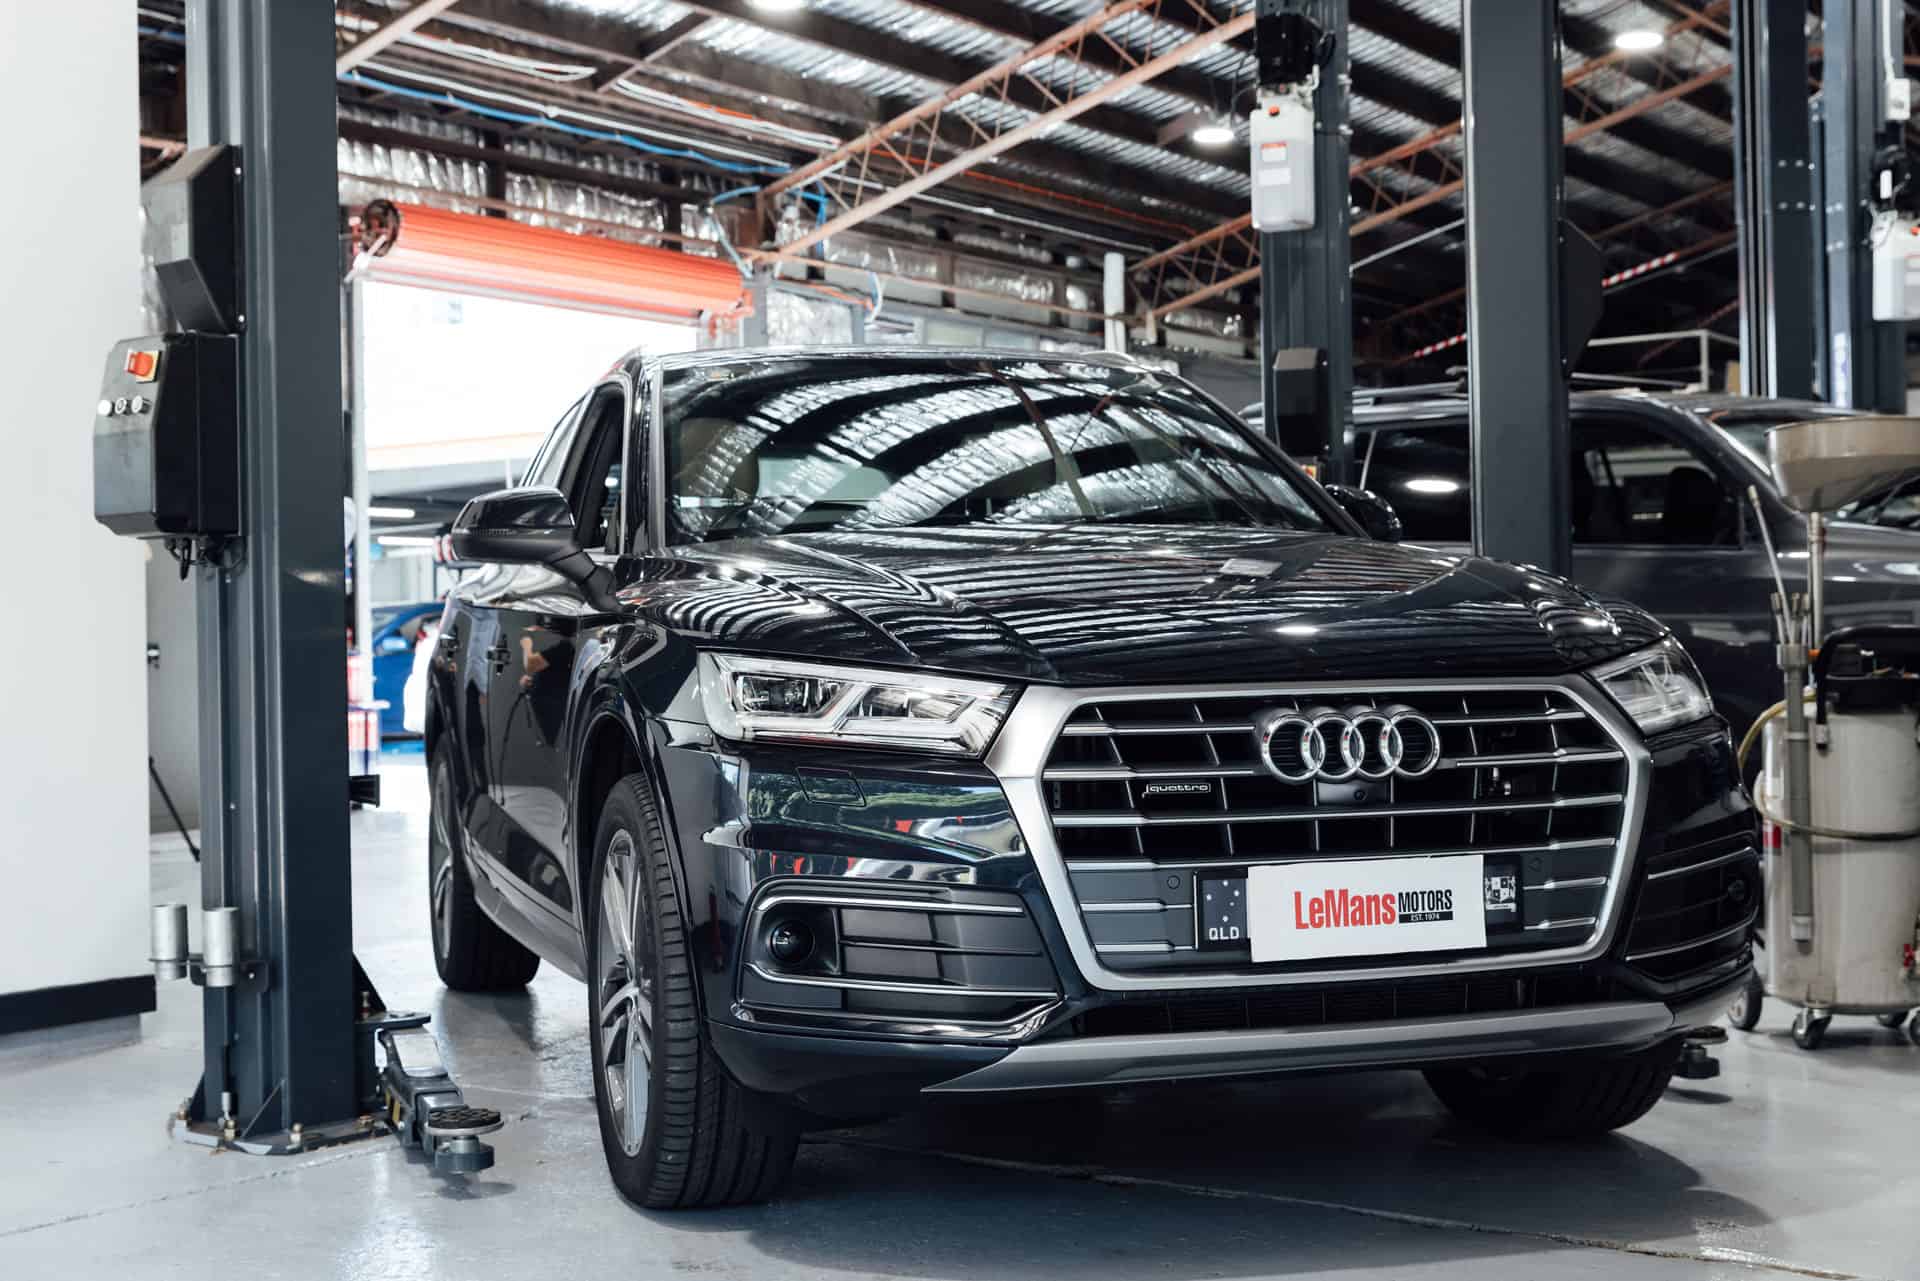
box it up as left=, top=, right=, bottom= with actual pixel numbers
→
left=428, top=749, right=465, bottom=979
left=586, top=780, right=676, bottom=1200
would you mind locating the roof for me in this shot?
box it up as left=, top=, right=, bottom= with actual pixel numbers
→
left=651, top=343, right=1152, bottom=370
left=142, top=1, right=1751, bottom=363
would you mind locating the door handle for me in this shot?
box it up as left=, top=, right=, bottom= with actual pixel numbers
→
left=486, top=643, right=511, bottom=675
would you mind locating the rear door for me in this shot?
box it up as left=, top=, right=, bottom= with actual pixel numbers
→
left=1566, top=408, right=1779, bottom=731
left=485, top=380, right=631, bottom=918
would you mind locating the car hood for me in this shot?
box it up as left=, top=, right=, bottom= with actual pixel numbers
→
left=621, top=525, right=1664, bottom=685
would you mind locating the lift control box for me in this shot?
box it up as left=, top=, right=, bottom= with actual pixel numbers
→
left=1872, top=217, right=1920, bottom=321
left=93, top=333, right=239, bottom=539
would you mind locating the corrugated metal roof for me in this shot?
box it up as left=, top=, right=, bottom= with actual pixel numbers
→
left=529, top=0, right=1734, bottom=248
left=348, top=0, right=1742, bottom=316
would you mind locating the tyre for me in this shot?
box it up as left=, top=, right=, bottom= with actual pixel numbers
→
left=1726, top=973, right=1764, bottom=1032
left=1873, top=1010, right=1910, bottom=1031
left=586, top=773, right=798, bottom=1209
left=1423, top=1041, right=1679, bottom=1140
left=428, top=749, right=541, bottom=991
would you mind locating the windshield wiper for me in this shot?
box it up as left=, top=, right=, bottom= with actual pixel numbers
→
left=699, top=497, right=873, bottom=542
left=977, top=364, right=1099, bottom=521
left=1120, top=407, right=1266, bottom=528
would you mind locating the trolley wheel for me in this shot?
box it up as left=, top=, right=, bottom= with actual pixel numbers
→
left=1726, top=974, right=1764, bottom=1032
left=1791, top=1009, right=1831, bottom=1051
left=1873, top=1010, right=1910, bottom=1031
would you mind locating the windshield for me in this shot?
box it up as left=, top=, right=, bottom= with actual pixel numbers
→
left=659, top=355, right=1329, bottom=545
left=1700, top=404, right=1919, bottom=525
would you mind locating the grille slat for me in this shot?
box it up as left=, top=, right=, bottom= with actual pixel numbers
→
left=1054, top=792, right=1624, bottom=827
left=1043, top=686, right=1632, bottom=975
left=1042, top=746, right=1622, bottom=781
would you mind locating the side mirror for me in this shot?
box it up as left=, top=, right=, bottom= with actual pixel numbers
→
left=1324, top=484, right=1403, bottom=543
left=449, top=487, right=589, bottom=575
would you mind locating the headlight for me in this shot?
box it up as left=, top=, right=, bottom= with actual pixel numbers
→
left=1591, top=637, right=1712, bottom=736
left=697, top=654, right=1017, bottom=757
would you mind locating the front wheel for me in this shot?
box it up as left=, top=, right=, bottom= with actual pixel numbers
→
left=1424, top=1041, right=1678, bottom=1140
left=587, top=773, right=798, bottom=1209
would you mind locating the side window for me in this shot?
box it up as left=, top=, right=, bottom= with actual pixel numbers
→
left=1359, top=426, right=1471, bottom=542
left=524, top=395, right=587, bottom=490
left=561, top=386, right=628, bottom=554
left=1573, top=418, right=1740, bottom=547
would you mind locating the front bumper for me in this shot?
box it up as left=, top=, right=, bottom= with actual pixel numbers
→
left=713, top=966, right=1748, bottom=1114
left=655, top=698, right=1755, bottom=1111
left=927, top=969, right=1746, bottom=1093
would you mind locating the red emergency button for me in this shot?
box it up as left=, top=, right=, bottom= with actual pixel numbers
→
left=124, top=349, right=160, bottom=382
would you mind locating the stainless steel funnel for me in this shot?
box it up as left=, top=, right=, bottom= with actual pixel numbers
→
left=1768, top=416, right=1920, bottom=514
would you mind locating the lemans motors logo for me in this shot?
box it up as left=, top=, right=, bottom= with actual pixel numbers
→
left=1293, top=885, right=1456, bottom=931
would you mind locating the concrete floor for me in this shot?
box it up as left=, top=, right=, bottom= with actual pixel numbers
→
left=3, top=751, right=1917, bottom=1281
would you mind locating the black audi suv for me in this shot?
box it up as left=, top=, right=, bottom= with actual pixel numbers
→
left=425, top=348, right=1757, bottom=1208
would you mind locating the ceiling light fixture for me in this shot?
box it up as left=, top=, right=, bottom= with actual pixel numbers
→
left=747, top=0, right=806, bottom=12
left=367, top=505, right=416, bottom=520
left=1192, top=116, right=1237, bottom=148
left=1614, top=29, right=1664, bottom=52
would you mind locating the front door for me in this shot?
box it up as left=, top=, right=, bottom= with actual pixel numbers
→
left=486, top=381, right=630, bottom=917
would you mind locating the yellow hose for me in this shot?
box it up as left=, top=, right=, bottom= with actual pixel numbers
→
left=1736, top=700, right=1785, bottom=777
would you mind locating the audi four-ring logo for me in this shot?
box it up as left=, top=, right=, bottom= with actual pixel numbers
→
left=1255, top=704, right=1443, bottom=783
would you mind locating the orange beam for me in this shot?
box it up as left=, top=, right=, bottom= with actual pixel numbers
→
left=369, top=203, right=747, bottom=318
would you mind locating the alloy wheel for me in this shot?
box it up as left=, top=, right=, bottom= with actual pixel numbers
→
left=596, top=829, right=655, bottom=1157
left=429, top=762, right=455, bottom=960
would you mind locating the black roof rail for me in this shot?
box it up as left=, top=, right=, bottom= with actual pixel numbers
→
left=1351, top=379, right=1468, bottom=405
left=1568, top=371, right=1691, bottom=391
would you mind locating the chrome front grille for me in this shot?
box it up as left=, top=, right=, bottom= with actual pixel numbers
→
left=987, top=681, right=1646, bottom=990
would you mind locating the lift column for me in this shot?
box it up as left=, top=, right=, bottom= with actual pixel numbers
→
left=183, top=0, right=358, bottom=1140
left=1255, top=0, right=1353, bottom=481
left=1461, top=0, right=1570, bottom=578
left=1818, top=0, right=1907, bottom=411
left=1731, top=0, right=1817, bottom=399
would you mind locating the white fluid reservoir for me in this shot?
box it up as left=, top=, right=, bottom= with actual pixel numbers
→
left=1249, top=94, right=1316, bottom=232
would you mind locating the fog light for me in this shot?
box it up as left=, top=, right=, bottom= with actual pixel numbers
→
left=767, top=919, right=814, bottom=967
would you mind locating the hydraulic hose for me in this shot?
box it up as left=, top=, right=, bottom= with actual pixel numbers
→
left=1737, top=699, right=1920, bottom=842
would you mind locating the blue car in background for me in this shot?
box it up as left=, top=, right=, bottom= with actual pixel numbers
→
left=370, top=602, right=442, bottom=737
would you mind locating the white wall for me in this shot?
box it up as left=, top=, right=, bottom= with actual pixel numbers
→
left=0, top=1, right=150, bottom=1009
left=147, top=550, right=200, bottom=832
left=359, top=281, right=696, bottom=474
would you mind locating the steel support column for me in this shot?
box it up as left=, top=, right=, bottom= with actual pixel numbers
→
left=1819, top=0, right=1905, bottom=411
left=1258, top=0, right=1353, bottom=480
left=1462, top=0, right=1569, bottom=577
left=186, top=0, right=357, bottom=1136
left=1731, top=0, right=1816, bottom=398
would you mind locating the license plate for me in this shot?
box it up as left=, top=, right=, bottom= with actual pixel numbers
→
left=1245, top=855, right=1487, bottom=963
